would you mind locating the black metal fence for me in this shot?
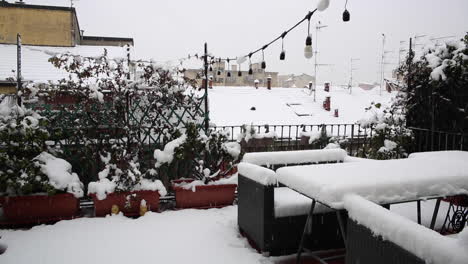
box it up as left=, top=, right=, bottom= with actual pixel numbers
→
left=411, top=127, right=468, bottom=152
left=213, top=124, right=374, bottom=156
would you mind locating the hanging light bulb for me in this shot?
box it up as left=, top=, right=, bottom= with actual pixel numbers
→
left=248, top=53, right=253, bottom=75
left=217, top=70, right=221, bottom=76
left=343, top=0, right=350, bottom=22
left=227, top=71, right=231, bottom=77
left=304, top=13, right=313, bottom=59
left=261, top=45, right=267, bottom=70
left=209, top=65, right=213, bottom=72
left=317, top=0, right=330, bottom=11
left=280, top=32, right=287, bottom=60
left=238, top=70, right=242, bottom=77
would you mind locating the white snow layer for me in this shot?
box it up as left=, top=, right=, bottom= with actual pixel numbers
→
left=34, top=152, right=84, bottom=198
left=274, top=187, right=330, bottom=218
left=238, top=162, right=277, bottom=186
left=154, top=134, right=187, bottom=168
left=275, top=151, right=468, bottom=209
left=208, top=86, right=395, bottom=126
left=0, top=206, right=268, bottom=264
left=344, top=194, right=468, bottom=264
left=87, top=178, right=167, bottom=200
left=242, top=149, right=347, bottom=167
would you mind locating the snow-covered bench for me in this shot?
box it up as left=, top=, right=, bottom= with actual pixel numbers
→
left=237, top=149, right=351, bottom=255
left=344, top=194, right=468, bottom=264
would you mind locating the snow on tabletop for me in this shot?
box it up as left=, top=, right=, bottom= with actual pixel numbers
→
left=238, top=162, right=277, bottom=186
left=408, top=150, right=468, bottom=161
left=242, top=149, right=347, bottom=167
left=274, top=187, right=331, bottom=218
left=275, top=153, right=468, bottom=209
left=0, top=206, right=268, bottom=264
left=34, top=152, right=84, bottom=198
left=344, top=194, right=468, bottom=264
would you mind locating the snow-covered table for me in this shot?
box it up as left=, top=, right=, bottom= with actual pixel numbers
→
left=275, top=151, right=468, bottom=263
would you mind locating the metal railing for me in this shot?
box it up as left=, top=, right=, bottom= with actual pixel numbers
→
left=410, top=127, right=468, bottom=152
left=212, top=123, right=374, bottom=156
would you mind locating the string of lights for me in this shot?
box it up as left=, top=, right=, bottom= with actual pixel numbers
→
left=197, top=0, right=351, bottom=76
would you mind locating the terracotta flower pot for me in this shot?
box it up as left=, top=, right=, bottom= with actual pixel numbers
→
left=172, top=179, right=237, bottom=209
left=3, top=193, right=79, bottom=222
left=90, top=190, right=160, bottom=217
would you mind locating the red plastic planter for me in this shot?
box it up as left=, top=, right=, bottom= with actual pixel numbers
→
left=90, top=190, right=160, bottom=217
left=3, top=193, right=79, bottom=222
left=172, top=179, right=237, bottom=209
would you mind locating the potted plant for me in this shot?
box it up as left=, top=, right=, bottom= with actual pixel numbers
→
left=87, top=146, right=167, bottom=217
left=299, top=125, right=331, bottom=149
left=0, top=103, right=83, bottom=223
left=237, top=124, right=276, bottom=152
left=155, top=124, right=242, bottom=209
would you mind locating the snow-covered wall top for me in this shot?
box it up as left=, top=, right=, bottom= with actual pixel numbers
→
left=276, top=151, right=468, bottom=209
left=242, top=149, right=347, bottom=167
left=344, top=194, right=468, bottom=264
left=408, top=150, right=468, bottom=161
left=238, top=162, right=277, bottom=186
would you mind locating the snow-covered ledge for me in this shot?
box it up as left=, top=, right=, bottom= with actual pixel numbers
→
left=238, top=162, right=277, bottom=186
left=242, top=149, right=347, bottom=167
left=344, top=194, right=468, bottom=264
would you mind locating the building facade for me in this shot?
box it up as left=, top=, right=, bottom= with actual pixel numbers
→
left=278, top=73, right=315, bottom=88
left=0, top=1, right=133, bottom=47
left=185, top=62, right=279, bottom=88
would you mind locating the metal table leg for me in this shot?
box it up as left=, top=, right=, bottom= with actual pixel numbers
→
left=296, top=200, right=316, bottom=264
left=430, top=198, right=442, bottom=230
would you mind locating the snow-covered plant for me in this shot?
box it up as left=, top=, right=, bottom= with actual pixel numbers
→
left=237, top=124, right=277, bottom=143
left=300, top=125, right=332, bottom=149
left=358, top=99, right=413, bottom=160
left=154, top=123, right=242, bottom=185
left=39, top=50, right=203, bottom=190
left=397, top=33, right=468, bottom=132
left=0, top=99, right=83, bottom=197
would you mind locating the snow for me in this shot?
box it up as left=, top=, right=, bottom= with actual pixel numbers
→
left=33, top=152, right=84, bottom=198
left=344, top=194, right=468, bottom=264
left=0, top=44, right=130, bottom=82
left=275, top=152, right=468, bottom=209
left=408, top=150, right=468, bottom=161
left=87, top=177, right=167, bottom=200
left=238, top=162, right=277, bottom=186
left=0, top=206, right=268, bottom=264
left=174, top=174, right=238, bottom=191
left=242, top=149, right=347, bottom=167
left=274, top=187, right=330, bottom=218
left=208, top=86, right=395, bottom=126
left=222, top=142, right=241, bottom=159
left=154, top=134, right=187, bottom=168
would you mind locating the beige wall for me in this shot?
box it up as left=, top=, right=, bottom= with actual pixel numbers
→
left=0, top=6, right=75, bottom=46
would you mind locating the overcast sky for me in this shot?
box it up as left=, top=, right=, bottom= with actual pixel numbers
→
left=21, top=0, right=468, bottom=85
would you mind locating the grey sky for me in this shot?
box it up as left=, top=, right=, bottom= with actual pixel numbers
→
left=22, top=0, right=468, bottom=85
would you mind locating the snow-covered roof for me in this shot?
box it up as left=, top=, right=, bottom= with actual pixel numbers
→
left=275, top=151, right=468, bottom=209
left=0, top=44, right=129, bottom=82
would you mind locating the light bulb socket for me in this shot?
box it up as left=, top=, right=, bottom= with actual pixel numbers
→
left=343, top=9, right=350, bottom=22
left=209, top=66, right=213, bottom=72
left=238, top=71, right=242, bottom=77
left=217, top=70, right=221, bottom=76
left=261, top=61, right=266, bottom=69
left=280, top=50, right=286, bottom=60
left=248, top=68, right=253, bottom=75
left=306, top=35, right=312, bottom=46
left=227, top=71, right=231, bottom=77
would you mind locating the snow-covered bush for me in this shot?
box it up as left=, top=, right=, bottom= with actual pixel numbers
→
left=300, top=125, right=332, bottom=149
left=397, top=33, right=468, bottom=132
left=237, top=124, right=277, bottom=143
left=358, top=100, right=413, bottom=160
left=0, top=99, right=83, bottom=197
left=155, top=123, right=243, bottom=185
left=32, top=49, right=204, bottom=190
